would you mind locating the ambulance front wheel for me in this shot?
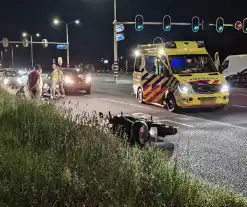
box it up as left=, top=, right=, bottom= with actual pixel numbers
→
left=166, top=94, right=179, bottom=112
left=137, top=88, right=144, bottom=104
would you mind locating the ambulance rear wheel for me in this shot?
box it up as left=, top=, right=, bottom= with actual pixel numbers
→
left=166, top=94, right=179, bottom=112
left=137, top=88, right=144, bottom=103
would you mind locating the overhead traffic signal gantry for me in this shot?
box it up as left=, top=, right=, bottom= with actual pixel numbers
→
left=163, top=15, right=171, bottom=31
left=216, top=17, right=224, bottom=33
left=192, top=16, right=200, bottom=32
left=135, top=15, right=144, bottom=31
left=243, top=18, right=247, bottom=33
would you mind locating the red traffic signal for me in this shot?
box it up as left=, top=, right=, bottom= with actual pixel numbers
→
left=235, top=21, right=242, bottom=30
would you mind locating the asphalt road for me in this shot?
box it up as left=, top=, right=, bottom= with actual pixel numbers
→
left=61, top=73, right=247, bottom=195
left=5, top=73, right=247, bottom=195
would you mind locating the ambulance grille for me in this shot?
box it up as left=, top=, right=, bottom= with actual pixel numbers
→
left=192, top=84, right=221, bottom=94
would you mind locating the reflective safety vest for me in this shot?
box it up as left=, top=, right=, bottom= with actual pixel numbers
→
left=51, top=68, right=59, bottom=80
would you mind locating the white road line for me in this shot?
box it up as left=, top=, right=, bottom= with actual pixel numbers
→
left=156, top=119, right=194, bottom=128
left=98, top=97, right=247, bottom=130
left=234, top=93, right=247, bottom=97
left=232, top=105, right=247, bottom=109
left=99, top=97, right=153, bottom=109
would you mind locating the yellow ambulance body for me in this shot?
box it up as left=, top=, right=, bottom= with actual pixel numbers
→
left=133, top=41, right=230, bottom=112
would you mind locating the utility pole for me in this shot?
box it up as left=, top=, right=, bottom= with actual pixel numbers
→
left=30, top=35, right=33, bottom=66
left=11, top=46, right=14, bottom=69
left=66, top=24, right=70, bottom=67
left=113, top=0, right=118, bottom=82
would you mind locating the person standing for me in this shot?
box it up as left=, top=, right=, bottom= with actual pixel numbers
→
left=51, top=64, right=59, bottom=99
left=27, top=64, right=41, bottom=100
left=58, top=66, right=65, bottom=98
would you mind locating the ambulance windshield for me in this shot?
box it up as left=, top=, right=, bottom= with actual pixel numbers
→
left=168, top=54, right=218, bottom=74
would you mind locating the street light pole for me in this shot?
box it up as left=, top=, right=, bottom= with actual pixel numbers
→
left=1, top=51, right=3, bottom=68
left=113, top=0, right=118, bottom=82
left=66, top=24, right=69, bottom=67
left=11, top=46, right=14, bottom=69
left=30, top=35, right=33, bottom=66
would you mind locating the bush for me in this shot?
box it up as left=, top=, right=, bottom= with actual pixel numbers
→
left=0, top=89, right=246, bottom=207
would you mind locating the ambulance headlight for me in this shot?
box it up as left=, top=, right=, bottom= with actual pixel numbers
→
left=178, top=83, right=192, bottom=94
left=149, top=127, right=158, bottom=137
left=221, top=84, right=229, bottom=92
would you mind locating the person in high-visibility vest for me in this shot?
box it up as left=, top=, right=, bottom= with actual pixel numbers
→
left=51, top=64, right=59, bottom=98
left=57, top=66, right=65, bottom=98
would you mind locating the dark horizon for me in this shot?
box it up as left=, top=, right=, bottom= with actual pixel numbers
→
left=1, top=0, right=247, bottom=70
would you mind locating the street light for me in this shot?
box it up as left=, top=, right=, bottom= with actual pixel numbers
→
left=53, top=17, right=80, bottom=67
left=22, top=32, right=41, bottom=66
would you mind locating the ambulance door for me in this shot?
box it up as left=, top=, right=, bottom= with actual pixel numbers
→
left=142, top=55, right=170, bottom=104
left=133, top=55, right=143, bottom=95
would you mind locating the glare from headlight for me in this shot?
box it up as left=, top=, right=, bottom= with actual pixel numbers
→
left=17, top=78, right=21, bottom=84
left=86, top=76, right=91, bottom=83
left=64, top=76, right=74, bottom=84
left=178, top=83, right=192, bottom=94
left=221, top=84, right=229, bottom=92
left=4, top=78, right=8, bottom=85
left=149, top=127, right=158, bottom=137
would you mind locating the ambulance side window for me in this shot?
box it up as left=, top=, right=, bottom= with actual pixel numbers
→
left=134, top=56, right=142, bottom=72
left=144, top=56, right=156, bottom=73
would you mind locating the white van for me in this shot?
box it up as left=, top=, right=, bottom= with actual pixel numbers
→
left=219, top=54, right=247, bottom=77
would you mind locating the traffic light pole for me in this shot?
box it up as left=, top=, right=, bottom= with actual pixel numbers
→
left=113, top=0, right=118, bottom=82
left=30, top=35, right=34, bottom=67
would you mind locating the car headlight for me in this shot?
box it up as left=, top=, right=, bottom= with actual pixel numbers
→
left=3, top=78, right=8, bottom=85
left=221, top=84, right=229, bottom=92
left=17, top=77, right=21, bottom=83
left=85, top=75, right=91, bottom=83
left=149, top=127, right=158, bottom=137
left=178, top=83, right=192, bottom=94
left=64, top=76, right=74, bottom=84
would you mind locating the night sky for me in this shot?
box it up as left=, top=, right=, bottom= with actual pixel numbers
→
left=1, top=0, right=247, bottom=70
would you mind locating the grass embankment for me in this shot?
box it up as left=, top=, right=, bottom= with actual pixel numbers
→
left=0, top=89, right=246, bottom=207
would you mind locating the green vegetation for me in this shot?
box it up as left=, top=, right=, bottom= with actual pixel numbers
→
left=0, top=88, right=246, bottom=206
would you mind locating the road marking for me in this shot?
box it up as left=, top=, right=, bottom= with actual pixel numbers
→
left=132, top=112, right=159, bottom=119
left=99, top=97, right=153, bottom=109
left=232, top=105, right=247, bottom=109
left=235, top=93, right=247, bottom=97
left=99, top=97, right=247, bottom=130
left=156, top=119, right=194, bottom=128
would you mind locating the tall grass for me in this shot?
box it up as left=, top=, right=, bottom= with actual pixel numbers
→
left=0, top=89, right=246, bottom=206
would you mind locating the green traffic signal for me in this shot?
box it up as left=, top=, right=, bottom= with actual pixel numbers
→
left=135, top=15, right=144, bottom=31
left=216, top=17, right=224, bottom=33
left=163, top=15, right=171, bottom=31
left=243, top=18, right=247, bottom=33
left=192, top=16, right=200, bottom=32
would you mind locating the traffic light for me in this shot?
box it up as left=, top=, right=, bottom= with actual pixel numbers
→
left=192, top=16, right=200, bottom=32
left=163, top=15, right=171, bottom=31
left=23, top=38, right=29, bottom=47
left=216, top=17, right=224, bottom=33
left=2, top=38, right=8, bottom=48
left=135, top=15, right=144, bottom=31
left=42, top=39, right=48, bottom=48
left=243, top=18, right=247, bottom=33
left=235, top=21, right=242, bottom=30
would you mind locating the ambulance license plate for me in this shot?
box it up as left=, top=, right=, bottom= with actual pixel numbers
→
left=200, top=97, right=216, bottom=105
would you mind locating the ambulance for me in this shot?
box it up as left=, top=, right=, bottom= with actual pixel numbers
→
left=133, top=41, right=230, bottom=112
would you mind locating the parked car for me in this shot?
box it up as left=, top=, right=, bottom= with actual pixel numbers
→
left=225, top=68, right=247, bottom=88
left=47, top=69, right=92, bottom=94
left=1, top=70, right=22, bottom=88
